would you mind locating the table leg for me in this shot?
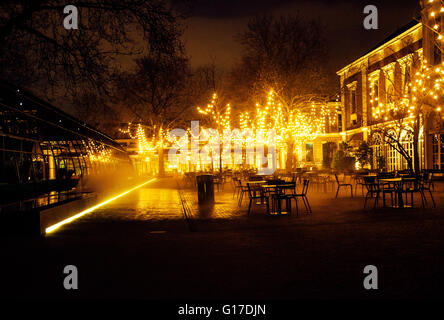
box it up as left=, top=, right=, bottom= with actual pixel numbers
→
left=397, top=189, right=404, bottom=208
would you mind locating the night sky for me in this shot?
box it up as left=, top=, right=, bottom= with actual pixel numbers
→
left=182, top=0, right=421, bottom=73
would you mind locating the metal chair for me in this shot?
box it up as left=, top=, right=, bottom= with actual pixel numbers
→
left=353, top=174, right=367, bottom=196
left=232, top=177, right=242, bottom=199
left=379, top=180, right=396, bottom=207
left=335, top=173, right=353, bottom=198
left=401, top=176, right=424, bottom=208
left=246, top=182, right=269, bottom=215
left=363, top=176, right=380, bottom=209
left=270, top=183, right=292, bottom=215
left=236, top=179, right=249, bottom=206
left=420, top=172, right=436, bottom=208
left=287, top=179, right=312, bottom=215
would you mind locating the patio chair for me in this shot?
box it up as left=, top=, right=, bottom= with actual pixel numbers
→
left=213, top=174, right=224, bottom=191
left=287, top=179, right=312, bottom=215
left=246, top=182, right=269, bottom=215
left=235, top=178, right=248, bottom=206
left=380, top=180, right=396, bottom=207
left=363, top=176, right=380, bottom=209
left=269, top=183, right=293, bottom=215
left=335, top=173, right=353, bottom=198
left=231, top=177, right=242, bottom=199
left=420, top=172, right=436, bottom=208
left=353, top=174, right=367, bottom=196
left=401, top=176, right=424, bottom=208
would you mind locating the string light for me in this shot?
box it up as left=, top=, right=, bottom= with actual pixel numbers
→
left=369, top=56, right=444, bottom=122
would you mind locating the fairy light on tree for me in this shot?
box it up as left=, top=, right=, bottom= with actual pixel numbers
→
left=197, top=92, right=232, bottom=172
left=424, top=0, right=444, bottom=49
left=370, top=52, right=444, bottom=172
left=239, top=89, right=331, bottom=170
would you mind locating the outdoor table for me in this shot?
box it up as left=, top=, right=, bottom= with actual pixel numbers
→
left=378, top=177, right=416, bottom=208
left=261, top=184, right=294, bottom=215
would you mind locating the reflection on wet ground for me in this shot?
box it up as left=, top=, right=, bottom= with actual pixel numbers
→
left=57, top=177, right=444, bottom=235
left=84, top=187, right=184, bottom=221
left=5, top=178, right=444, bottom=300
left=78, top=179, right=244, bottom=225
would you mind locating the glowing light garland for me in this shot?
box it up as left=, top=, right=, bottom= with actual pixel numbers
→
left=239, top=90, right=334, bottom=154
left=369, top=58, right=444, bottom=124
left=120, top=90, right=338, bottom=169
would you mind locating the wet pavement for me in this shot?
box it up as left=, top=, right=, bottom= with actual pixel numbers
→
left=2, top=177, right=444, bottom=299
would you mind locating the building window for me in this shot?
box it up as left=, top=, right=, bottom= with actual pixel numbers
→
left=350, top=89, right=356, bottom=114
left=338, top=113, right=343, bottom=132
left=387, top=144, right=397, bottom=172
left=387, top=84, right=394, bottom=104
left=384, top=67, right=395, bottom=109
left=400, top=131, right=413, bottom=170
left=373, top=82, right=379, bottom=102
left=305, top=143, right=313, bottom=162
left=403, top=63, right=411, bottom=97
left=432, top=133, right=444, bottom=169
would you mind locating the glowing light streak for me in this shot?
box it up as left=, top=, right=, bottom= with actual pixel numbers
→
left=45, top=178, right=157, bottom=233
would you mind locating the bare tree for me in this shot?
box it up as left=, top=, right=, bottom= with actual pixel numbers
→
left=116, top=51, right=192, bottom=176
left=230, top=14, right=333, bottom=107
left=370, top=51, right=444, bottom=172
left=0, top=0, right=185, bottom=102
left=229, top=14, right=335, bottom=170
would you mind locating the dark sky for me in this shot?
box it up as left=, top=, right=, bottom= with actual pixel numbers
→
left=182, top=0, right=421, bottom=73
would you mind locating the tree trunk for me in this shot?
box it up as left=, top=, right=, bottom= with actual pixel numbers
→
left=219, top=142, right=223, bottom=174
left=412, top=116, right=420, bottom=173
left=158, top=146, right=165, bottom=177
left=286, top=141, right=294, bottom=171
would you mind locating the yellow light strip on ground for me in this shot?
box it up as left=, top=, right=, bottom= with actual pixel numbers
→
left=45, top=178, right=157, bottom=234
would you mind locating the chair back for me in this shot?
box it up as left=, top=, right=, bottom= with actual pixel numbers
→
left=363, top=176, right=378, bottom=192
left=377, top=172, right=395, bottom=179
left=334, top=173, right=340, bottom=184
left=247, top=182, right=261, bottom=198
left=279, top=182, right=295, bottom=195
left=363, top=176, right=376, bottom=184
left=301, top=179, right=310, bottom=195
left=401, top=176, right=420, bottom=191
left=420, top=171, right=432, bottom=188
left=266, top=179, right=285, bottom=185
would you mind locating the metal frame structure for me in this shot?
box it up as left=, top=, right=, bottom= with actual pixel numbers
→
left=0, top=81, right=131, bottom=204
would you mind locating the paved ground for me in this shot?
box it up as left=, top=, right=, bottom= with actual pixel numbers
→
left=1, top=177, right=444, bottom=300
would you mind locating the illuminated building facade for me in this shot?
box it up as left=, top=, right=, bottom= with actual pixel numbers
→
left=337, top=2, right=444, bottom=171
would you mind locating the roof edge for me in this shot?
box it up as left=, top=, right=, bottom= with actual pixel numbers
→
left=337, top=20, right=421, bottom=76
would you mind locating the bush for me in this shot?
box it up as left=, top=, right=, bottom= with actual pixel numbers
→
left=355, top=141, right=372, bottom=168
left=332, top=149, right=355, bottom=170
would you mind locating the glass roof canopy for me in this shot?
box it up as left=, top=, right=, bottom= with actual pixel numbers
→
left=0, top=81, right=131, bottom=204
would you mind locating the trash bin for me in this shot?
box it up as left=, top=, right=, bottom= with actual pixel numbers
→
left=196, top=174, right=215, bottom=204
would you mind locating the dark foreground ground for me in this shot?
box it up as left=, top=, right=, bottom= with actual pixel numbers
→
left=1, top=177, right=444, bottom=300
